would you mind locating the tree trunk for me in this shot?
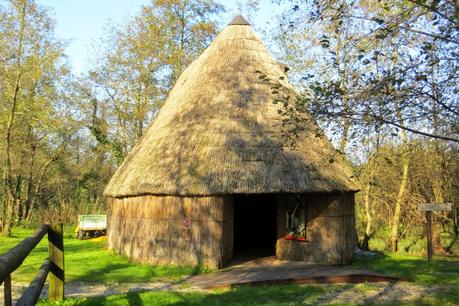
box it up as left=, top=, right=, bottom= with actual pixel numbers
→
left=431, top=143, right=447, bottom=254
left=335, top=34, right=350, bottom=154
left=429, top=57, right=448, bottom=255
left=456, top=0, right=459, bottom=28
left=339, top=92, right=350, bottom=153
left=390, top=128, right=410, bottom=252
left=361, top=165, right=376, bottom=250
left=13, top=175, right=23, bottom=225
left=23, top=142, right=37, bottom=221
left=26, top=152, right=60, bottom=222
left=3, top=0, right=27, bottom=236
left=0, top=173, right=6, bottom=231
left=361, top=126, right=381, bottom=251
left=389, top=40, right=411, bottom=252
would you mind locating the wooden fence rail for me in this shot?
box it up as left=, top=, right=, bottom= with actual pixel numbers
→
left=0, top=224, right=64, bottom=306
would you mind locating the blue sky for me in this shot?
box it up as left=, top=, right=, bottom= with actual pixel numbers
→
left=38, top=0, right=284, bottom=74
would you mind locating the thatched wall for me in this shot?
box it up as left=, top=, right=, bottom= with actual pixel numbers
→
left=108, top=192, right=355, bottom=267
left=108, top=195, right=233, bottom=269
left=276, top=192, right=356, bottom=264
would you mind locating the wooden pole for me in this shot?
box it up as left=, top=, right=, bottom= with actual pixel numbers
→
left=3, top=274, right=12, bottom=306
left=0, top=225, right=48, bottom=283
left=48, top=223, right=64, bottom=302
left=16, top=260, right=51, bottom=306
left=425, top=211, right=433, bottom=262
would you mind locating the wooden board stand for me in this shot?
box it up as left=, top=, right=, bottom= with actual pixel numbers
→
left=417, top=203, right=453, bottom=262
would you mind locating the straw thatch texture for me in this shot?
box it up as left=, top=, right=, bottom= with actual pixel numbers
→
left=276, top=193, right=356, bottom=264
left=108, top=195, right=234, bottom=268
left=104, top=22, right=358, bottom=198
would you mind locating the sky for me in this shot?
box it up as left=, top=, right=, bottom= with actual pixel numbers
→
left=37, top=0, right=284, bottom=74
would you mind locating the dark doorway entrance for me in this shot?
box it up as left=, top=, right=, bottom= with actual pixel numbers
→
left=233, top=194, right=277, bottom=262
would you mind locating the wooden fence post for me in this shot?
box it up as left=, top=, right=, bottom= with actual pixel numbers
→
left=48, top=223, right=64, bottom=302
left=426, top=211, right=433, bottom=262
left=4, top=274, right=12, bottom=306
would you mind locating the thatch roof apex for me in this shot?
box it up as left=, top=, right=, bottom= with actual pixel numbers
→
left=228, top=15, right=250, bottom=26
left=104, top=18, right=359, bottom=198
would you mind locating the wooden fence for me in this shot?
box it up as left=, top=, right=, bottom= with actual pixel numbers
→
left=0, top=224, right=64, bottom=306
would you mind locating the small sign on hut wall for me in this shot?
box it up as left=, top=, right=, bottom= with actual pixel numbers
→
left=183, top=217, right=192, bottom=230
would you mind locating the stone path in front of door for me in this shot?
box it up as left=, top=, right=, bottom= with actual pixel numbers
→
left=187, top=256, right=403, bottom=289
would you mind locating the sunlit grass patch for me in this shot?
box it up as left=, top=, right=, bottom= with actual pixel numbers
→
left=351, top=252, right=459, bottom=287
left=0, top=226, right=197, bottom=284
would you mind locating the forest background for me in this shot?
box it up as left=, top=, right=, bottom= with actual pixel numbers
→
left=0, top=0, right=457, bottom=256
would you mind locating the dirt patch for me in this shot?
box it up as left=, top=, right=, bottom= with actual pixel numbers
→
left=309, top=282, right=455, bottom=305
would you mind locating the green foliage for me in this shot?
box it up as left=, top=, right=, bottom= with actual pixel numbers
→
left=353, top=140, right=458, bottom=254
left=0, top=0, right=77, bottom=231
left=0, top=0, right=225, bottom=231
left=274, top=0, right=458, bottom=145
left=85, top=0, right=224, bottom=156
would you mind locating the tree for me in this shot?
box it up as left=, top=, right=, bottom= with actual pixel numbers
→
left=274, top=0, right=458, bottom=144
left=0, top=0, right=226, bottom=233
left=273, top=0, right=459, bottom=251
left=0, top=0, right=73, bottom=234
left=86, top=0, right=224, bottom=157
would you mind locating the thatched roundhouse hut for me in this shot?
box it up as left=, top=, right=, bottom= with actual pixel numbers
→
left=104, top=16, right=359, bottom=268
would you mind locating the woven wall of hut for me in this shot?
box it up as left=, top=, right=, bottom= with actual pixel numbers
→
left=108, top=195, right=234, bottom=269
left=276, top=192, right=356, bottom=264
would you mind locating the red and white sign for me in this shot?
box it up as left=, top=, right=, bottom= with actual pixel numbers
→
left=183, top=217, right=192, bottom=230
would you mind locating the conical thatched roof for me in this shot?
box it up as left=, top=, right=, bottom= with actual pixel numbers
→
left=104, top=17, right=359, bottom=198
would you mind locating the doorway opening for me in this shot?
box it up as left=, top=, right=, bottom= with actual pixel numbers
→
left=232, top=194, right=277, bottom=263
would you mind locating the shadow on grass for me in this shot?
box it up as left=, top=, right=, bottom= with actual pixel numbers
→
left=127, top=292, right=144, bottom=306
left=69, top=284, right=328, bottom=306
left=62, top=283, right=459, bottom=306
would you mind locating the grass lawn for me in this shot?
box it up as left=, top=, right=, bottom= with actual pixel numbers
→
left=0, top=226, right=198, bottom=284
left=2, top=226, right=458, bottom=305
left=36, top=282, right=459, bottom=306
left=350, top=252, right=459, bottom=286
left=36, top=252, right=457, bottom=306
left=37, top=285, right=343, bottom=306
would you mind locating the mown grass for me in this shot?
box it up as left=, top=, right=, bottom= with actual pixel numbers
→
left=38, top=251, right=458, bottom=306
left=3, top=226, right=458, bottom=305
left=0, top=226, right=198, bottom=284
left=350, top=252, right=459, bottom=286
left=38, top=285, right=332, bottom=306
left=36, top=283, right=459, bottom=306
